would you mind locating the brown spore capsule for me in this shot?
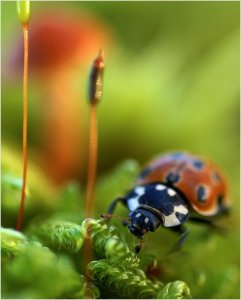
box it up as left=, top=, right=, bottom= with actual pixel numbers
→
left=88, top=49, right=104, bottom=105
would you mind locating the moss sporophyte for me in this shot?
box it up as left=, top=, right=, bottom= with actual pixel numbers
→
left=16, top=0, right=31, bottom=231
left=17, top=1, right=30, bottom=25
left=85, top=49, right=105, bottom=218
left=84, top=49, right=105, bottom=277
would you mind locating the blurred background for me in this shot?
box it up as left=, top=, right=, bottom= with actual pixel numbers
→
left=2, top=1, right=239, bottom=183
left=1, top=1, right=240, bottom=298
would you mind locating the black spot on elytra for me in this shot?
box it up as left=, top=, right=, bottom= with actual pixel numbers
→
left=197, top=185, right=207, bottom=202
left=139, top=167, right=152, bottom=179
left=166, top=172, right=180, bottom=184
left=192, top=160, right=204, bottom=170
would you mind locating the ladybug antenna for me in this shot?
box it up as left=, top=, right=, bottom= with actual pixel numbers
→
left=100, top=213, right=131, bottom=226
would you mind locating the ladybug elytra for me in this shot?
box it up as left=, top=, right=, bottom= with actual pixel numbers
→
left=106, top=151, right=229, bottom=252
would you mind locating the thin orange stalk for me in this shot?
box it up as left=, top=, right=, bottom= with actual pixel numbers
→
left=83, top=103, right=98, bottom=279
left=16, top=23, right=29, bottom=231
left=85, top=103, right=98, bottom=218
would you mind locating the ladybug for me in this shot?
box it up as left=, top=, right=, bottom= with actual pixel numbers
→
left=105, top=151, right=229, bottom=252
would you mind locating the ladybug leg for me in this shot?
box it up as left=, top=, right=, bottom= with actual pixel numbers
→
left=107, top=197, right=126, bottom=214
left=168, top=225, right=189, bottom=253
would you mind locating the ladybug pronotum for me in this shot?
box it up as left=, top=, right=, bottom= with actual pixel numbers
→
left=106, top=151, right=229, bottom=252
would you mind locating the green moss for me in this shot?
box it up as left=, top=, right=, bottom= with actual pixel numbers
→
left=2, top=244, right=88, bottom=299
left=1, top=228, right=28, bottom=260
left=28, top=220, right=85, bottom=254
left=89, top=259, right=163, bottom=299
left=157, top=281, right=192, bottom=299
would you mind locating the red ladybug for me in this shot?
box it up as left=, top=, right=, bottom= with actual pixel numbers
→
left=106, top=151, right=229, bottom=252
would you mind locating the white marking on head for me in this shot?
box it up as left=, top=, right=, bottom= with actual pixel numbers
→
left=163, top=205, right=189, bottom=227
left=155, top=184, right=166, bottom=191
left=144, top=217, right=149, bottom=224
left=163, top=212, right=181, bottom=227
left=175, top=205, right=188, bottom=215
left=127, top=186, right=146, bottom=211
left=167, top=188, right=176, bottom=196
left=127, top=198, right=140, bottom=211
left=135, top=213, right=141, bottom=218
left=135, top=186, right=145, bottom=195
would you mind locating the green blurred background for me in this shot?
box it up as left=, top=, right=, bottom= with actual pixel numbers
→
left=2, top=1, right=240, bottom=177
left=1, top=1, right=240, bottom=299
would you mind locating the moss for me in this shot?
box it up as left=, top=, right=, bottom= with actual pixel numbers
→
left=2, top=243, right=88, bottom=299
left=2, top=217, right=192, bottom=299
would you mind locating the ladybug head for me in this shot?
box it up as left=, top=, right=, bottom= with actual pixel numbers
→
left=128, top=208, right=161, bottom=238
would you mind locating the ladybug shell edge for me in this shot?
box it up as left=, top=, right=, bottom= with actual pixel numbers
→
left=136, top=152, right=228, bottom=216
